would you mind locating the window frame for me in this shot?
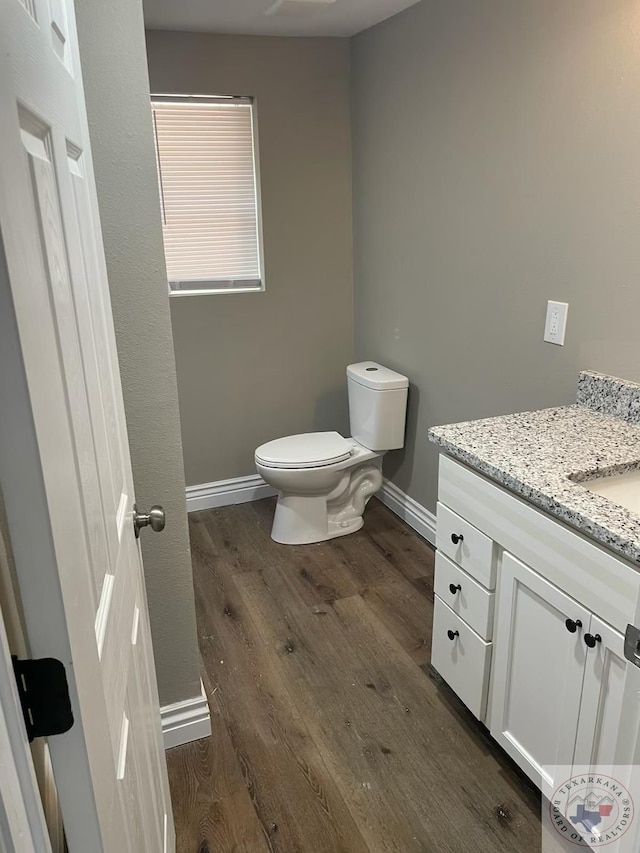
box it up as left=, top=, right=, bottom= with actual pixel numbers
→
left=150, top=93, right=266, bottom=297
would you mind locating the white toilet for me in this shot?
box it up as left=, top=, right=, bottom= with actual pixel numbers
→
left=255, top=362, right=408, bottom=545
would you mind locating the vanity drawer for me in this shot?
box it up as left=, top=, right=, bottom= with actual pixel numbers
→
left=431, top=595, right=492, bottom=721
left=436, top=502, right=496, bottom=589
left=434, top=552, right=495, bottom=640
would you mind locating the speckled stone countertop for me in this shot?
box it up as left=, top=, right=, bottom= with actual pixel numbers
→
left=429, top=371, right=640, bottom=565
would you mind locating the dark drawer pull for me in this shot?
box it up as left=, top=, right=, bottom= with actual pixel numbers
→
left=451, top=533, right=464, bottom=545
left=584, top=633, right=602, bottom=648
left=565, top=618, right=582, bottom=634
left=449, top=583, right=462, bottom=595
left=447, top=629, right=459, bottom=641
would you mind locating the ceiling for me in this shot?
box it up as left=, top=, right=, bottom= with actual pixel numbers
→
left=142, top=0, right=423, bottom=37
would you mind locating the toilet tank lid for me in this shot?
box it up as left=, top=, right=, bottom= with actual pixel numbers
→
left=347, top=362, right=408, bottom=390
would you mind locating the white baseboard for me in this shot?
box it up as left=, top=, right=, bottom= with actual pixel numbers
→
left=161, top=683, right=211, bottom=750
left=378, top=479, right=436, bottom=545
left=186, top=474, right=277, bottom=513
left=185, top=473, right=435, bottom=545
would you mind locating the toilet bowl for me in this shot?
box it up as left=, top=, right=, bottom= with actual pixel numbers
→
left=255, top=362, right=409, bottom=545
left=255, top=433, right=382, bottom=544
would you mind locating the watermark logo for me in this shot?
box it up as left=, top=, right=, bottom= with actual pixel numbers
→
left=548, top=772, right=634, bottom=848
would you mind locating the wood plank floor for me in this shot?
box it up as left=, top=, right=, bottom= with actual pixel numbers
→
left=167, top=498, right=541, bottom=852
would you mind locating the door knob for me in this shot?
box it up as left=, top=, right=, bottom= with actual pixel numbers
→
left=584, top=633, right=602, bottom=648
left=451, top=533, right=464, bottom=545
left=133, top=504, right=165, bottom=538
left=449, top=583, right=462, bottom=595
left=447, top=629, right=459, bottom=641
left=565, top=618, right=582, bottom=634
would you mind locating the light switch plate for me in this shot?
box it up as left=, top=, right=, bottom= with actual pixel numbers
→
left=544, top=300, right=568, bottom=346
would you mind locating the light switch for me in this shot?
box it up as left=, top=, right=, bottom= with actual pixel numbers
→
left=544, top=301, right=568, bottom=346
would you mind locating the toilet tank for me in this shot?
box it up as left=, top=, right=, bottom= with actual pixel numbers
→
left=347, top=362, right=409, bottom=451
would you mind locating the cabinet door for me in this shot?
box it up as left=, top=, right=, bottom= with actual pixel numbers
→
left=574, top=616, right=640, bottom=771
left=569, top=618, right=640, bottom=853
left=490, top=553, right=590, bottom=798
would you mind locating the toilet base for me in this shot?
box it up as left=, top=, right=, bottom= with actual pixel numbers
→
left=269, top=461, right=382, bottom=545
left=271, top=494, right=366, bottom=545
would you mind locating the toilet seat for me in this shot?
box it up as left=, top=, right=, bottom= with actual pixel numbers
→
left=255, top=431, right=353, bottom=469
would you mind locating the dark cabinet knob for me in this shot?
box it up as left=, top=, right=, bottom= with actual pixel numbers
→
left=447, top=629, right=459, bottom=641
left=565, top=618, right=582, bottom=634
left=451, top=533, right=464, bottom=545
left=584, top=633, right=602, bottom=648
left=449, top=583, right=462, bottom=595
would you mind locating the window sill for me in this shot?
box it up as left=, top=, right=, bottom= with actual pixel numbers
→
left=168, top=280, right=264, bottom=297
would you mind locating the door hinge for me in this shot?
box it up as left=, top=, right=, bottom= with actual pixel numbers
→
left=12, top=656, right=74, bottom=742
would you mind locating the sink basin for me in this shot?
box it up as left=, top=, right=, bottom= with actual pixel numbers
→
left=578, top=469, right=640, bottom=516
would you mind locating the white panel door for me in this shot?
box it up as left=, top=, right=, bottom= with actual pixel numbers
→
left=570, top=617, right=640, bottom=852
left=490, top=552, right=589, bottom=799
left=574, top=615, right=640, bottom=772
left=0, top=0, right=174, bottom=850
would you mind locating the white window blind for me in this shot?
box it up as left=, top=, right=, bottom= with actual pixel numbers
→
left=151, top=96, right=263, bottom=294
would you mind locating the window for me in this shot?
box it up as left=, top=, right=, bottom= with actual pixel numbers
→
left=151, top=95, right=263, bottom=295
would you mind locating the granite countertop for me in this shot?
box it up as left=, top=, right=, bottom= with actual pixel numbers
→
left=428, top=371, right=640, bottom=565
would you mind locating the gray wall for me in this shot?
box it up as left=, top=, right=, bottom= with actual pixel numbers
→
left=75, top=0, right=202, bottom=705
left=352, top=0, right=640, bottom=513
left=145, top=32, right=354, bottom=487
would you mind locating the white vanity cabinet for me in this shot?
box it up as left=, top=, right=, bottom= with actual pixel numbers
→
left=431, top=454, right=640, bottom=805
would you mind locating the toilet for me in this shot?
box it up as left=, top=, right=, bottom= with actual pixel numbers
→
left=255, top=362, right=408, bottom=545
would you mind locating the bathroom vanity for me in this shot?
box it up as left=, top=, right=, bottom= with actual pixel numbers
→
left=429, top=371, right=640, bottom=815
